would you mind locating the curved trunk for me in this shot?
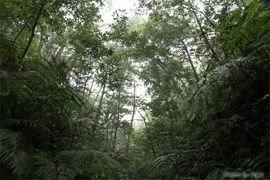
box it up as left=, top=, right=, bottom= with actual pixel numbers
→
left=21, top=2, right=47, bottom=60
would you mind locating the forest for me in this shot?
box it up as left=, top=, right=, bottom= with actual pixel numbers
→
left=0, top=0, right=269, bottom=179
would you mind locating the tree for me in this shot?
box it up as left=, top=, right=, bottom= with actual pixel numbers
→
left=1, top=0, right=269, bottom=179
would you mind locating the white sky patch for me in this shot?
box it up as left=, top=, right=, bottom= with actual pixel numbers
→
left=99, top=0, right=139, bottom=30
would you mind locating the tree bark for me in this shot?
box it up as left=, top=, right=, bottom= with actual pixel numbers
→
left=21, top=2, right=47, bottom=60
left=125, top=80, right=136, bottom=156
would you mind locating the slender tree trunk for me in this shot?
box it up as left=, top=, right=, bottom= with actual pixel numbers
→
left=154, top=55, right=189, bottom=96
left=70, top=76, right=91, bottom=150
left=187, top=1, right=221, bottom=64
left=125, top=80, right=136, bottom=156
left=98, top=82, right=106, bottom=110
left=137, top=108, right=157, bottom=158
left=112, top=125, right=118, bottom=150
left=21, top=1, right=47, bottom=60
left=180, top=39, right=199, bottom=81
left=93, top=85, right=103, bottom=105
left=89, top=77, right=95, bottom=92
left=86, top=75, right=96, bottom=98
left=198, top=10, right=216, bottom=28
left=113, top=88, right=121, bottom=150
left=53, top=46, right=60, bottom=57
left=95, top=75, right=107, bottom=120
left=55, top=46, right=65, bottom=60
left=103, top=112, right=110, bottom=151
left=38, top=26, right=44, bottom=57
left=12, top=18, right=30, bottom=48
left=105, top=125, right=109, bottom=151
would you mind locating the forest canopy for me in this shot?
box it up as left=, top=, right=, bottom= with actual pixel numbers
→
left=0, top=0, right=269, bottom=179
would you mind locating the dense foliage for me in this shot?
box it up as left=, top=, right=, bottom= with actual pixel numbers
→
left=1, top=0, right=269, bottom=179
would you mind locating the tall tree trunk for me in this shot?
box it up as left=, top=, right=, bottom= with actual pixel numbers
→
left=137, top=108, right=157, bottom=159
left=112, top=125, right=119, bottom=150
left=125, top=80, right=136, bottom=156
left=103, top=112, right=110, bottom=151
left=105, top=125, right=109, bottom=151
left=95, top=74, right=107, bottom=120
left=21, top=1, right=47, bottom=60
left=113, top=88, right=121, bottom=150
left=98, top=81, right=106, bottom=110
left=187, top=1, right=221, bottom=64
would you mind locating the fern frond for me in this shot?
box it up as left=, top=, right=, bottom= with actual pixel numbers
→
left=2, top=119, right=49, bottom=132
left=246, top=153, right=269, bottom=170
left=56, top=150, right=128, bottom=179
left=142, top=154, right=176, bottom=178
left=0, top=128, right=33, bottom=178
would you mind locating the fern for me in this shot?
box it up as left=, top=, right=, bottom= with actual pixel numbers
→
left=242, top=153, right=269, bottom=171
left=56, top=150, right=127, bottom=179
left=31, top=152, right=76, bottom=180
left=2, top=119, right=50, bottom=132
left=141, top=154, right=177, bottom=178
left=0, top=128, right=33, bottom=178
left=30, top=149, right=128, bottom=179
